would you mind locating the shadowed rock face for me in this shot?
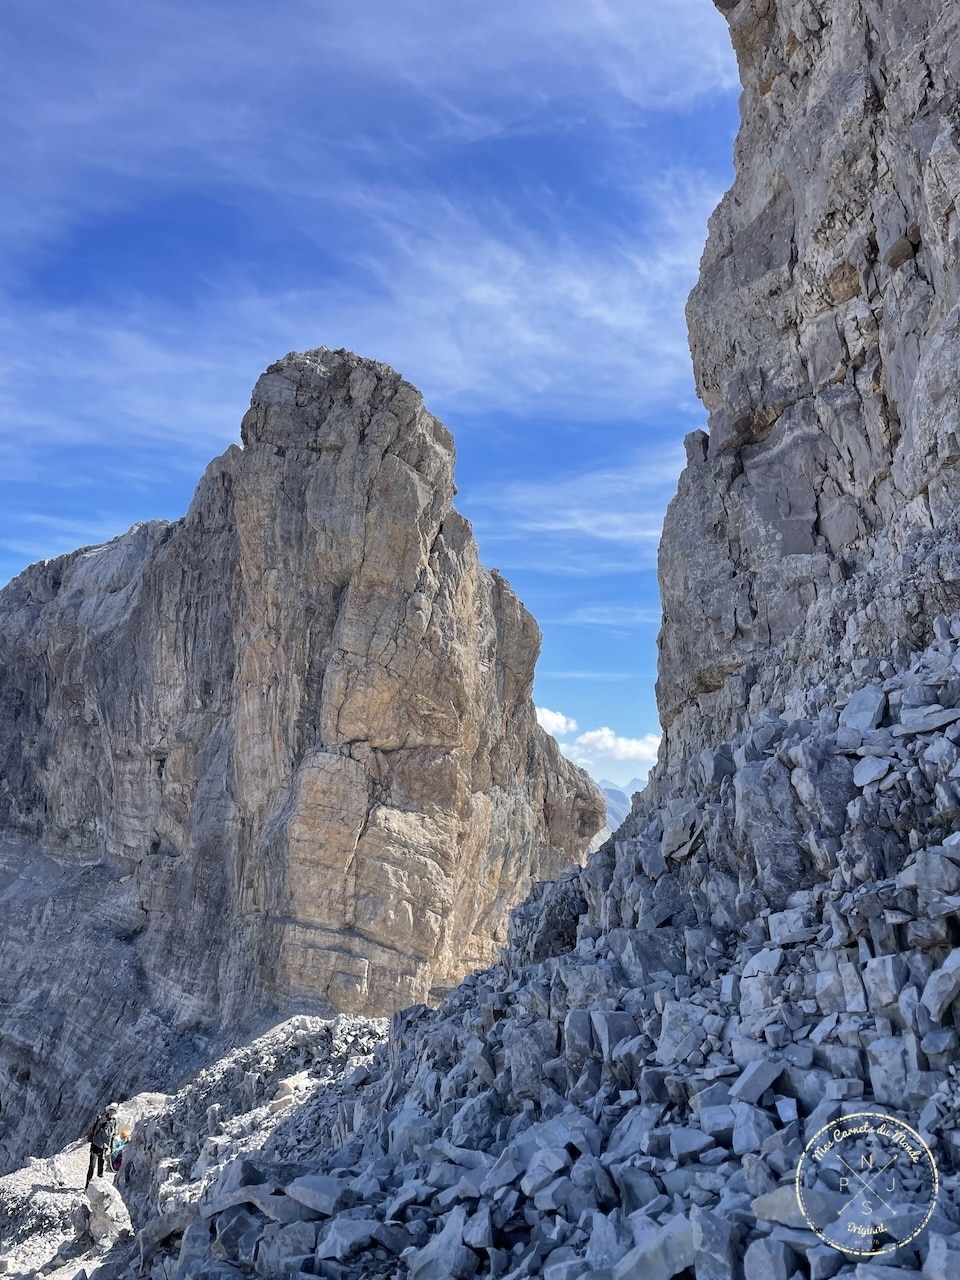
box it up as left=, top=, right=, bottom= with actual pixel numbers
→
left=658, top=0, right=960, bottom=773
left=0, top=348, right=602, bottom=1168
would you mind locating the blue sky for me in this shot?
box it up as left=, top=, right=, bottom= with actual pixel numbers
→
left=1, top=0, right=740, bottom=789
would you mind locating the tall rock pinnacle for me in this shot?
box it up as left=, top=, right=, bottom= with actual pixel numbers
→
left=0, top=348, right=603, bottom=1166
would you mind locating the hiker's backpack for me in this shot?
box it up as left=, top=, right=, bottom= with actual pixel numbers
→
left=86, top=1117, right=98, bottom=1143
left=111, top=1151, right=123, bottom=1172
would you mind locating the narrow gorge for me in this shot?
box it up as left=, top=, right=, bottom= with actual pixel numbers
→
left=3, top=0, right=960, bottom=1277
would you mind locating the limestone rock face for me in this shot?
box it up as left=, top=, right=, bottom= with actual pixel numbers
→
left=659, top=0, right=960, bottom=772
left=0, top=348, right=602, bottom=1169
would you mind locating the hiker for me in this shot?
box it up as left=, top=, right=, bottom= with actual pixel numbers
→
left=111, top=1127, right=131, bottom=1172
left=85, top=1105, right=119, bottom=1187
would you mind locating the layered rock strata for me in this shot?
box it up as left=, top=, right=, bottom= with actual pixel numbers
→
left=659, top=0, right=960, bottom=772
left=0, top=348, right=602, bottom=1171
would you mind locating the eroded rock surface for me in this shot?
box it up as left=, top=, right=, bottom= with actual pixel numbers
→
left=5, top=1, right=960, bottom=1275
left=0, top=348, right=602, bottom=1171
left=659, top=0, right=960, bottom=772
left=45, top=616, right=959, bottom=1280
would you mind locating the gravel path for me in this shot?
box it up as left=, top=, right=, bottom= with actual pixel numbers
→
left=0, top=1102, right=149, bottom=1280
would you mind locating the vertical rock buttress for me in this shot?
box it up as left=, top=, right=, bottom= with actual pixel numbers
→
left=658, top=0, right=960, bottom=775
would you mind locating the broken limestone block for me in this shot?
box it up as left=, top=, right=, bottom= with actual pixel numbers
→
left=462, top=1205, right=493, bottom=1250
left=719, top=974, right=740, bottom=1004
left=743, top=948, right=784, bottom=977
left=906, top=851, right=960, bottom=903
left=520, top=1148, right=570, bottom=1197
left=808, top=1243, right=844, bottom=1280
left=921, top=950, right=960, bottom=1022
left=751, top=1184, right=817, bottom=1230
left=285, top=1174, right=355, bottom=1216
left=920, top=1028, right=959, bottom=1071
left=775, top=1096, right=799, bottom=1124
left=838, top=961, right=868, bottom=1012
left=767, top=908, right=809, bottom=944
left=87, top=1178, right=133, bottom=1245
left=405, top=1205, right=478, bottom=1280
left=862, top=954, right=906, bottom=1011
left=612, top=1212, right=695, bottom=1280
left=315, top=1218, right=381, bottom=1260
left=894, top=707, right=960, bottom=735
left=935, top=779, right=960, bottom=819
left=921, top=1232, right=960, bottom=1280
left=254, top=1220, right=319, bottom=1277
left=213, top=1205, right=267, bottom=1263
left=592, top=1009, right=640, bottom=1060
left=563, top=1009, right=594, bottom=1067
left=825, top=1078, right=864, bottom=1100
left=866, top=1037, right=909, bottom=1106
left=809, top=1013, right=838, bottom=1044
left=612, top=1165, right=661, bottom=1216
left=660, top=801, right=701, bottom=858
left=729, top=1057, right=784, bottom=1104
left=507, top=1018, right=560, bottom=1098
left=815, top=970, right=847, bottom=1014
left=743, top=1236, right=797, bottom=1280
left=668, top=1126, right=714, bottom=1163
left=690, top=1205, right=739, bottom=1280
left=840, top=687, right=887, bottom=732
left=853, top=756, right=893, bottom=787
left=584, top=1210, right=632, bottom=1270
left=699, top=1105, right=736, bottom=1141
left=740, top=973, right=784, bottom=1016
left=732, top=1102, right=777, bottom=1155
left=656, top=1001, right=707, bottom=1065
left=814, top=1043, right=863, bottom=1079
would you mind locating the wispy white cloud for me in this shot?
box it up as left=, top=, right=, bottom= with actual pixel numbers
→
left=549, top=606, right=661, bottom=628
left=535, top=706, right=579, bottom=737
left=0, top=512, right=145, bottom=564
left=464, top=444, right=686, bottom=575
left=1, top=0, right=736, bottom=263
left=0, top=166, right=718, bottom=491
left=0, top=0, right=732, bottom=490
left=539, top=671, right=636, bottom=681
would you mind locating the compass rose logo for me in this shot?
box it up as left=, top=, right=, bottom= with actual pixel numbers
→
left=795, top=1112, right=939, bottom=1255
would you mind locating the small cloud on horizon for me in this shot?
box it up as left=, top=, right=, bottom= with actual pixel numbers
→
left=535, top=702, right=662, bottom=787
left=535, top=706, right=579, bottom=736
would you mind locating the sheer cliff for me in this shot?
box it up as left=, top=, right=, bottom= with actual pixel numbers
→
left=0, top=348, right=603, bottom=1171
left=6, top=2, right=960, bottom=1275
left=54, top=3, right=959, bottom=1277
left=659, top=0, right=960, bottom=773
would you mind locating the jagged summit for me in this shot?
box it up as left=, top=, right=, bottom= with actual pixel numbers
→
left=0, top=348, right=603, bottom=1172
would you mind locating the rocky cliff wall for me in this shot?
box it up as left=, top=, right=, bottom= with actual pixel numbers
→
left=658, top=0, right=960, bottom=774
left=0, top=348, right=603, bottom=1171
left=12, top=623, right=960, bottom=1280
